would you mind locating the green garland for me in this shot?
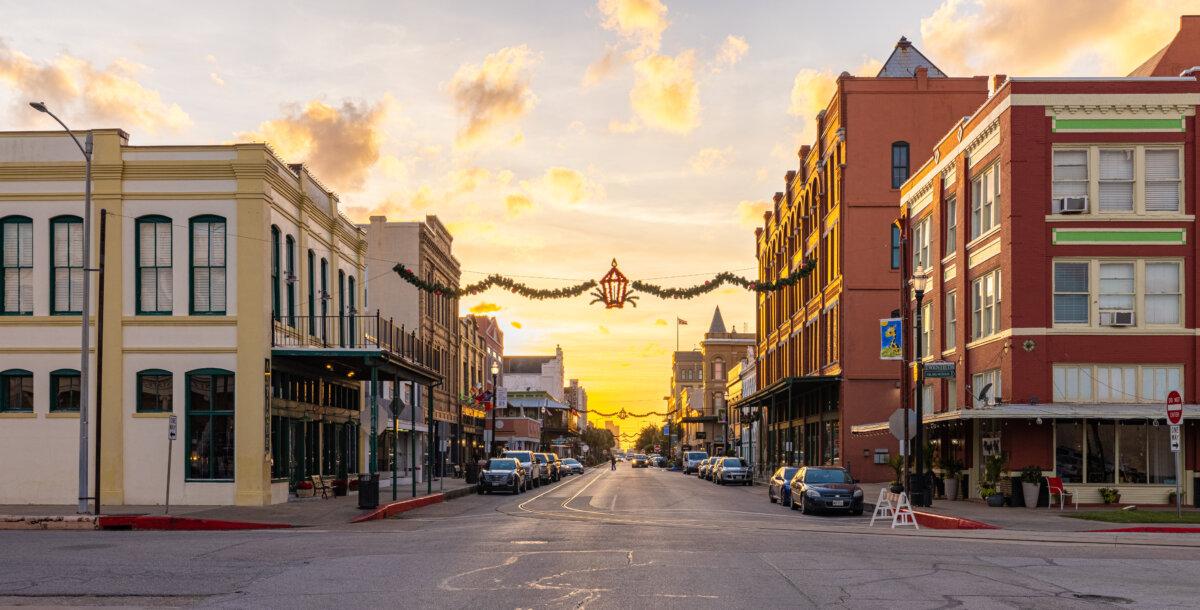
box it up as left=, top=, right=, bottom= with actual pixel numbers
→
left=393, top=263, right=596, bottom=299
left=631, top=258, right=816, bottom=299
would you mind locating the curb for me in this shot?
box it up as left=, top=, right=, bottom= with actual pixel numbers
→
left=914, top=511, right=999, bottom=530
left=1086, top=526, right=1200, bottom=534
left=351, top=493, right=445, bottom=523
left=97, top=515, right=291, bottom=531
left=0, top=515, right=98, bottom=530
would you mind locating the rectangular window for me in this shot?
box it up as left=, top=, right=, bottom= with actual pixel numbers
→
left=1054, top=364, right=1181, bottom=403
left=137, top=370, right=173, bottom=413
left=1053, top=262, right=1089, bottom=324
left=1141, top=365, right=1182, bottom=403
left=187, top=371, right=235, bottom=480
left=1052, top=149, right=1089, bottom=201
left=892, top=143, right=910, bottom=189
left=1053, top=365, right=1095, bottom=403
left=1146, top=424, right=1174, bottom=485
left=271, top=227, right=280, bottom=321
left=1145, top=262, right=1181, bottom=325
left=918, top=302, right=932, bottom=358
left=1085, top=420, right=1115, bottom=484
left=969, top=164, right=1000, bottom=240
left=1145, top=148, right=1181, bottom=212
left=972, top=369, right=1001, bottom=406
left=0, top=370, right=33, bottom=412
left=944, top=196, right=957, bottom=254
left=912, top=217, right=930, bottom=271
left=307, top=250, right=316, bottom=335
left=1055, top=421, right=1084, bottom=484
left=1098, top=262, right=1134, bottom=315
left=1118, top=423, right=1149, bottom=484
left=51, top=217, right=84, bottom=314
left=190, top=217, right=227, bottom=315
left=136, top=217, right=172, bottom=314
left=970, top=269, right=1001, bottom=340
left=1098, top=148, right=1134, bottom=212
left=50, top=370, right=80, bottom=412
left=946, top=378, right=958, bottom=410
left=1095, top=365, right=1137, bottom=402
left=1, top=217, right=33, bottom=314
left=944, top=291, right=957, bottom=350
left=890, top=225, right=900, bottom=269
left=285, top=237, right=296, bottom=327
left=920, top=383, right=933, bottom=416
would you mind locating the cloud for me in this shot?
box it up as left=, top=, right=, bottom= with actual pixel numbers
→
left=511, top=321, right=523, bottom=329
left=236, top=98, right=390, bottom=193
left=713, top=35, right=749, bottom=71
left=629, top=51, right=700, bottom=134
left=608, top=118, right=641, bottom=133
left=919, top=0, right=1190, bottom=76
left=598, top=0, right=669, bottom=53
left=505, top=193, right=534, bottom=216
left=469, top=302, right=502, bottom=314
left=583, top=46, right=629, bottom=87
left=0, top=40, right=191, bottom=133
left=735, top=199, right=771, bottom=229
left=209, top=72, right=225, bottom=87
left=541, top=167, right=590, bottom=204
left=689, top=146, right=734, bottom=174
left=448, top=44, right=539, bottom=148
left=515, top=166, right=603, bottom=206
left=787, top=59, right=880, bottom=142
left=655, top=319, right=668, bottom=326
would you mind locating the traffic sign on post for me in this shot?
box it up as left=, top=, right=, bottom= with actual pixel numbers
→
left=1167, top=390, right=1183, bottom=425
left=888, top=408, right=917, bottom=440
left=168, top=414, right=177, bottom=440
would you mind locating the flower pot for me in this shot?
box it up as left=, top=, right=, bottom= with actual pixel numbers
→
left=944, top=477, right=959, bottom=501
left=986, top=494, right=1005, bottom=507
left=889, top=483, right=904, bottom=494
left=1021, top=482, right=1040, bottom=508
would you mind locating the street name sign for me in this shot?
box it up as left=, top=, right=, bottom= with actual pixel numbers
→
left=1167, top=390, right=1182, bottom=425
left=923, top=361, right=956, bottom=379
left=888, top=408, right=917, bottom=440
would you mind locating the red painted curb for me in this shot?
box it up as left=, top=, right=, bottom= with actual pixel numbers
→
left=914, top=511, right=1000, bottom=530
left=1087, top=526, right=1200, bottom=534
left=351, top=493, right=445, bottom=523
left=98, top=515, right=291, bottom=531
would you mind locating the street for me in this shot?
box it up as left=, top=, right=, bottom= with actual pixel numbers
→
left=2, top=466, right=1198, bottom=609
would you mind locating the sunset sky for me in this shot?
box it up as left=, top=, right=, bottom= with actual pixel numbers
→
left=2, top=0, right=1192, bottom=445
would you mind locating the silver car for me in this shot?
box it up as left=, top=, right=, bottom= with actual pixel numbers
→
left=560, top=458, right=585, bottom=475
left=714, top=457, right=751, bottom=486
left=502, top=450, right=542, bottom=490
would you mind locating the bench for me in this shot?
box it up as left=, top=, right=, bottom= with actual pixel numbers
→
left=310, top=475, right=333, bottom=499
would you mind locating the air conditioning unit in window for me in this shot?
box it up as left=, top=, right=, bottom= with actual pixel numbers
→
left=1099, top=310, right=1135, bottom=327
left=1053, top=196, right=1088, bottom=214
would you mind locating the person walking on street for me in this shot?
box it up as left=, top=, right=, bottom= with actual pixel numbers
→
left=610, top=455, right=617, bottom=471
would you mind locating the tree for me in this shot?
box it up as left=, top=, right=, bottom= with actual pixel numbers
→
left=632, top=424, right=667, bottom=455
left=580, top=425, right=615, bottom=466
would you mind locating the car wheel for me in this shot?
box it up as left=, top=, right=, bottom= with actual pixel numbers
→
left=851, top=508, right=864, bottom=516
left=790, top=496, right=799, bottom=511
left=801, top=497, right=812, bottom=515
left=769, top=489, right=777, bottom=503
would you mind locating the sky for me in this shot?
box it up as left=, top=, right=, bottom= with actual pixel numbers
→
left=1, top=0, right=1194, bottom=445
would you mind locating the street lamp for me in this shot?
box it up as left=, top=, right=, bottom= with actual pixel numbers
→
left=910, top=268, right=930, bottom=507
left=31, top=102, right=93, bottom=515
left=739, top=403, right=758, bottom=476
left=489, top=361, right=500, bottom=457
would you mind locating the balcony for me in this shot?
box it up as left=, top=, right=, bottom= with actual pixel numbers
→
left=271, top=313, right=440, bottom=385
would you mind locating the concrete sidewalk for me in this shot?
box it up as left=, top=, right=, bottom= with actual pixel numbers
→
left=0, top=476, right=474, bottom=529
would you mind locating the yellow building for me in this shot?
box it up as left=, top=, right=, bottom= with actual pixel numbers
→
left=0, top=129, right=437, bottom=506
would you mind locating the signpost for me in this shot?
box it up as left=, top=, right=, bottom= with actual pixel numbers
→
left=1167, top=391, right=1182, bottom=516
left=165, top=415, right=177, bottom=515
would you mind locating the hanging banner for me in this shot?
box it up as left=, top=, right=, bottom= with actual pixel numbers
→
left=880, top=318, right=903, bottom=360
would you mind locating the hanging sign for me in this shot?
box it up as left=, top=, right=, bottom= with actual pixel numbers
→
left=880, top=318, right=903, bottom=360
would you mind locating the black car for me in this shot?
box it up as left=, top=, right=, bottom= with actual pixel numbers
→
left=630, top=454, right=649, bottom=468
left=788, top=467, right=864, bottom=515
left=477, top=458, right=526, bottom=495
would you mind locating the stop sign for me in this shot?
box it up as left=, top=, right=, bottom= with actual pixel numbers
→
left=1167, top=390, right=1183, bottom=425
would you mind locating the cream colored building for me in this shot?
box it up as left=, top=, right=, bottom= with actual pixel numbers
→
left=0, top=129, right=436, bottom=506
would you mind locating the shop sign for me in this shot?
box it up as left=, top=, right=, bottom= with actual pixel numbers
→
left=879, top=318, right=903, bottom=360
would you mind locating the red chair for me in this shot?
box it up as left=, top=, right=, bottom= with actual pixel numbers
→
left=1046, top=476, right=1076, bottom=510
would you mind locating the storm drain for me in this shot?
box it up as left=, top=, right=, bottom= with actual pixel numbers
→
left=1072, top=593, right=1134, bottom=605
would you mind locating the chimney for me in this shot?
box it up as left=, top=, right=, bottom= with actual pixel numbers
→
left=990, top=74, right=1008, bottom=95
left=915, top=66, right=928, bottom=90
left=369, top=215, right=387, bottom=224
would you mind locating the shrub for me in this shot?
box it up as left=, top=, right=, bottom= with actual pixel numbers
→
left=1098, top=487, right=1121, bottom=504
left=1020, top=465, right=1043, bottom=484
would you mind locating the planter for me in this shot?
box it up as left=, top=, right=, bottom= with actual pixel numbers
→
left=889, top=483, right=904, bottom=494
left=944, top=477, right=959, bottom=501
left=1021, top=482, right=1040, bottom=508
left=985, top=494, right=1005, bottom=507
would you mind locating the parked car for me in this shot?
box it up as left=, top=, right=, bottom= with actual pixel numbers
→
left=699, top=457, right=717, bottom=480
left=630, top=454, right=650, bottom=468
left=534, top=453, right=558, bottom=483
left=560, top=458, right=585, bottom=475
left=788, top=466, right=864, bottom=515
left=477, top=458, right=525, bottom=495
left=767, top=467, right=800, bottom=507
left=650, top=455, right=666, bottom=468
left=713, top=457, right=752, bottom=485
left=550, top=454, right=566, bottom=478
left=682, top=451, right=708, bottom=474
left=503, top=450, right=542, bottom=489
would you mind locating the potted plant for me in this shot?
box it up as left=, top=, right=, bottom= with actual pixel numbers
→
left=348, top=477, right=360, bottom=492
left=1098, top=487, right=1121, bottom=505
left=1019, top=465, right=1043, bottom=509
left=1168, top=490, right=1180, bottom=505
left=980, top=452, right=1007, bottom=506
left=940, top=456, right=964, bottom=500
left=979, top=483, right=1002, bottom=506
left=886, top=454, right=905, bottom=493
left=296, top=480, right=314, bottom=497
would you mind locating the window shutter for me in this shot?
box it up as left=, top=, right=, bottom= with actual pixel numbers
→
left=1145, top=149, right=1180, bottom=212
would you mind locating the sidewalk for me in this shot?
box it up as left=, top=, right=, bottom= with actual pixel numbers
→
left=0, top=477, right=474, bottom=530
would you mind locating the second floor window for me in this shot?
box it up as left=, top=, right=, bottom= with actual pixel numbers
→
left=970, top=163, right=1000, bottom=240
left=271, top=225, right=281, bottom=320
left=1, top=216, right=33, bottom=315
left=51, top=216, right=84, bottom=314
left=1053, top=259, right=1182, bottom=328
left=190, top=216, right=226, bottom=315
left=944, top=291, right=957, bottom=350
left=970, top=269, right=1001, bottom=340
left=912, top=217, right=931, bottom=271
left=891, top=142, right=909, bottom=189
left=944, top=196, right=957, bottom=254
left=136, top=216, right=172, bottom=314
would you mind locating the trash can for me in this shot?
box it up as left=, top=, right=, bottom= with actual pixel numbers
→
left=357, top=473, right=379, bottom=509
left=465, top=461, right=479, bottom=484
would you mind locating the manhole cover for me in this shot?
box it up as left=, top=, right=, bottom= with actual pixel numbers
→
left=1072, top=593, right=1134, bottom=605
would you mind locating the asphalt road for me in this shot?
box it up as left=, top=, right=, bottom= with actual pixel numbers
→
left=2, top=465, right=1198, bottom=609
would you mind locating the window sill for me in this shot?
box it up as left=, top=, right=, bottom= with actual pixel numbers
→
left=965, top=226, right=1001, bottom=251
left=0, top=412, right=36, bottom=418
left=47, top=411, right=80, bottom=418
left=133, top=412, right=174, bottom=418
left=965, top=331, right=1008, bottom=350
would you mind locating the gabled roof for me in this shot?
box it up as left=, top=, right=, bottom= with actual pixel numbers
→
left=1129, top=16, right=1200, bottom=77
left=877, top=36, right=947, bottom=78
left=708, top=306, right=727, bottom=334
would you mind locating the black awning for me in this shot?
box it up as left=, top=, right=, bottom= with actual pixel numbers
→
left=739, top=375, right=840, bottom=408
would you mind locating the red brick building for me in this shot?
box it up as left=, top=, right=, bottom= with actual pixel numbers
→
left=745, top=38, right=990, bottom=482
left=891, top=53, right=1200, bottom=503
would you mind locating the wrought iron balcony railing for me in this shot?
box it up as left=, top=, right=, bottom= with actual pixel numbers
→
left=271, top=312, right=437, bottom=372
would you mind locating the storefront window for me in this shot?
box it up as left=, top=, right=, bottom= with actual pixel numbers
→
left=1147, top=425, right=1174, bottom=485
left=1118, top=423, right=1148, bottom=484
left=1055, top=421, right=1083, bottom=484
left=1085, top=421, right=1115, bottom=484
left=186, top=370, right=235, bottom=480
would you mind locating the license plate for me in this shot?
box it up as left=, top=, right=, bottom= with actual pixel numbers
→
left=831, top=500, right=846, bottom=507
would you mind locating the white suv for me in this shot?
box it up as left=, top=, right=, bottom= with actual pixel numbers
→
left=503, top=450, right=542, bottom=490
left=683, top=451, right=708, bottom=474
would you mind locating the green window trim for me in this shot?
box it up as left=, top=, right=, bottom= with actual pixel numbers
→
left=50, top=215, right=84, bottom=315
left=136, top=368, right=173, bottom=413
left=271, top=225, right=281, bottom=321
left=189, top=215, right=227, bottom=316
left=307, top=250, right=316, bottom=335
left=185, top=368, right=235, bottom=481
left=1053, top=117, right=1185, bottom=132
left=1, top=215, right=34, bottom=316
left=49, top=368, right=81, bottom=412
left=337, top=269, right=346, bottom=347
left=1052, top=228, right=1187, bottom=245
left=135, top=215, right=173, bottom=315
left=285, top=235, right=296, bottom=327
left=0, top=369, right=34, bottom=413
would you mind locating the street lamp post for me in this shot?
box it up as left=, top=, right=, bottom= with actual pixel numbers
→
left=911, top=270, right=930, bottom=507
left=30, top=102, right=93, bottom=515
left=489, top=362, right=499, bottom=457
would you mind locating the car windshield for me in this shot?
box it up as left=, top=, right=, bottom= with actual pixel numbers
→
left=504, top=452, right=533, bottom=462
left=804, top=469, right=852, bottom=484
left=722, top=458, right=745, bottom=467
left=686, top=452, right=707, bottom=460
left=535, top=455, right=548, bottom=463
left=782, top=468, right=799, bottom=480
left=562, top=459, right=580, bottom=465
left=486, top=460, right=517, bottom=470
left=634, top=454, right=647, bottom=459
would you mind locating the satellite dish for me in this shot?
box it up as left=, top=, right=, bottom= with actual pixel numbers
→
left=977, top=383, right=994, bottom=403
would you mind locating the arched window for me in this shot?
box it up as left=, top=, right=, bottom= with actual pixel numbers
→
left=189, top=215, right=226, bottom=315
left=50, top=369, right=81, bottom=412
left=0, top=369, right=33, bottom=412
left=285, top=235, right=296, bottom=327
left=136, top=215, right=173, bottom=314
left=1, top=215, right=33, bottom=315
left=50, top=215, right=84, bottom=315
left=712, top=358, right=725, bottom=381
left=137, top=369, right=173, bottom=413
left=186, top=368, right=235, bottom=480
left=307, top=249, right=316, bottom=334
left=891, top=142, right=910, bottom=189
left=270, top=225, right=281, bottom=321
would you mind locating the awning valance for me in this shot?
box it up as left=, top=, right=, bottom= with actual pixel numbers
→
left=739, top=375, right=840, bottom=408
left=851, top=402, right=1200, bottom=435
